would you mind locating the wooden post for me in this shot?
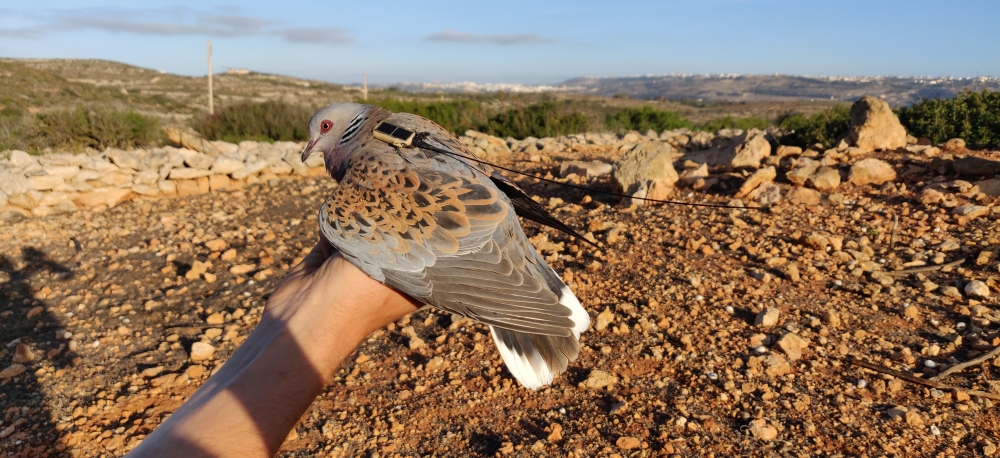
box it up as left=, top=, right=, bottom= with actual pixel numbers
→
left=362, top=71, right=368, bottom=101
left=207, top=40, right=214, bottom=114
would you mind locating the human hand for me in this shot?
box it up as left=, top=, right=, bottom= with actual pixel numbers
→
left=263, top=238, right=422, bottom=376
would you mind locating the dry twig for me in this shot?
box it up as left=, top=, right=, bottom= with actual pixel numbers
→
left=932, top=345, right=1000, bottom=382
left=883, top=259, right=965, bottom=277
left=888, top=213, right=899, bottom=250
left=848, top=356, right=1000, bottom=401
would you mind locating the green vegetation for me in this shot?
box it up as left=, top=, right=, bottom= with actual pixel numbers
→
left=700, top=115, right=770, bottom=132
left=1, top=105, right=162, bottom=153
left=368, top=98, right=488, bottom=134
left=487, top=102, right=589, bottom=139
left=777, top=105, right=850, bottom=148
left=897, top=90, right=1000, bottom=146
left=604, top=106, right=692, bottom=133
left=194, top=101, right=312, bottom=143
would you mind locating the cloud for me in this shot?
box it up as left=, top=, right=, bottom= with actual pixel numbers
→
left=424, top=30, right=556, bottom=45
left=273, top=27, right=354, bottom=45
left=3, top=7, right=353, bottom=45
left=0, top=28, right=42, bottom=38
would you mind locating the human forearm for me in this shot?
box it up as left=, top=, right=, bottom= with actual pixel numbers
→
left=128, top=249, right=418, bottom=457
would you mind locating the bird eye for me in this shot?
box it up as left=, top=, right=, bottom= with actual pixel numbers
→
left=320, top=120, right=333, bottom=133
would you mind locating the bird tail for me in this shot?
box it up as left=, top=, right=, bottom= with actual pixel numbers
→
left=488, top=281, right=590, bottom=390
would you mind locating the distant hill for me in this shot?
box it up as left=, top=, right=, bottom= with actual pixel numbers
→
left=556, top=74, right=1000, bottom=106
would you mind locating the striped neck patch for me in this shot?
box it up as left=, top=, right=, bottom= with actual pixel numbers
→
left=340, top=111, right=368, bottom=143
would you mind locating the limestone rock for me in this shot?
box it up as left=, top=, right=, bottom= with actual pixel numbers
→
left=954, top=156, right=1000, bottom=178
left=559, top=160, right=612, bottom=178
left=189, top=342, right=216, bottom=361
left=233, top=161, right=270, bottom=180
left=164, top=125, right=223, bottom=156
left=787, top=187, right=821, bottom=205
left=0, top=170, right=30, bottom=195
left=849, top=158, right=896, bottom=186
left=169, top=168, right=213, bottom=180
left=28, top=175, right=65, bottom=191
left=965, top=280, right=991, bottom=299
left=735, top=166, right=776, bottom=198
left=810, top=166, right=841, bottom=191
left=786, top=158, right=820, bottom=186
left=74, top=188, right=134, bottom=208
left=776, top=333, right=808, bottom=361
left=210, top=158, right=245, bottom=175
left=681, top=128, right=771, bottom=170
left=848, top=96, right=907, bottom=152
left=612, top=141, right=678, bottom=206
left=943, top=138, right=966, bottom=151
left=580, top=370, right=618, bottom=389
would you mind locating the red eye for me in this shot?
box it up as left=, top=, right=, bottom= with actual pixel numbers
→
left=320, top=120, right=333, bottom=133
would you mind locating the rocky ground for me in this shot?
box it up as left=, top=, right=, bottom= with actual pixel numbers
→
left=2, top=122, right=1000, bottom=456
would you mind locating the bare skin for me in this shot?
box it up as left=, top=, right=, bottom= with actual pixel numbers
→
left=127, top=239, right=420, bottom=458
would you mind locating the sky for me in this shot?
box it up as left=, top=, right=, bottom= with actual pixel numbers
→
left=1, top=0, right=998, bottom=85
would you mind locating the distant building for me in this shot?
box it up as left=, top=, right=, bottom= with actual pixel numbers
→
left=226, top=68, right=251, bottom=75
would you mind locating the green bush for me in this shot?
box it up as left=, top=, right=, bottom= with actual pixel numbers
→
left=700, top=115, right=770, bottom=132
left=487, top=102, right=589, bottom=139
left=194, top=101, right=312, bottom=142
left=777, top=105, right=850, bottom=148
left=367, top=98, right=488, bottom=134
left=7, top=105, right=162, bottom=152
left=605, top=106, right=692, bottom=134
left=897, top=90, right=1000, bottom=146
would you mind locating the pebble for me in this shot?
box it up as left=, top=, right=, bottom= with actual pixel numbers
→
left=205, top=313, right=225, bottom=325
left=755, top=307, right=780, bottom=327
left=0, top=364, right=27, bottom=380
left=579, top=370, right=618, bottom=389
left=748, top=419, right=778, bottom=440
left=230, top=264, right=256, bottom=275
left=595, top=307, right=615, bottom=332
left=190, top=342, right=216, bottom=362
left=776, top=333, right=808, bottom=361
left=615, top=436, right=641, bottom=450
left=964, top=280, right=991, bottom=299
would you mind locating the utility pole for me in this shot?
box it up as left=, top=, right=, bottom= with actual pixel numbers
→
left=362, top=71, right=368, bottom=101
left=207, top=40, right=214, bottom=114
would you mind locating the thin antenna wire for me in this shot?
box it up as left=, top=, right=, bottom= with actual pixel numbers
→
left=412, top=137, right=755, bottom=210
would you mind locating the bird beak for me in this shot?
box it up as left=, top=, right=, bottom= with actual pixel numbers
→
left=301, top=139, right=318, bottom=162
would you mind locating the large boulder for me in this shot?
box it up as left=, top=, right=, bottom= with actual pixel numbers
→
left=612, top=141, right=679, bottom=206
left=848, top=96, right=907, bottom=152
left=680, top=128, right=771, bottom=170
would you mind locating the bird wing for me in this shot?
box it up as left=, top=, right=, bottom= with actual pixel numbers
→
left=319, top=113, right=585, bottom=337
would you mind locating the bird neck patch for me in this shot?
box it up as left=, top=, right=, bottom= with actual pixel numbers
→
left=373, top=122, right=415, bottom=147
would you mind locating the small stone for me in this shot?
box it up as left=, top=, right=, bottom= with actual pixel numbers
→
left=205, top=313, right=225, bottom=325
left=595, top=307, right=615, bottom=332
left=185, top=260, right=209, bottom=280
left=776, top=333, right=808, bottom=361
left=903, top=305, right=920, bottom=319
left=221, top=249, right=238, bottom=261
left=580, top=370, right=618, bottom=389
left=229, top=264, right=256, bottom=275
left=964, top=280, right=991, bottom=299
left=26, top=305, right=44, bottom=318
left=547, top=424, right=563, bottom=442
left=117, top=325, right=130, bottom=335
left=204, top=239, right=227, bottom=252
left=755, top=307, right=780, bottom=327
left=748, top=419, right=778, bottom=440
left=203, top=272, right=217, bottom=283
left=0, top=364, right=27, bottom=380
left=141, top=366, right=164, bottom=378
left=11, top=344, right=35, bottom=364
left=615, top=436, right=641, bottom=450
left=787, top=187, right=821, bottom=205
left=185, top=365, right=207, bottom=378
left=905, top=410, right=924, bottom=427
left=355, top=353, right=371, bottom=364
left=190, top=342, right=216, bottom=361
left=764, top=354, right=792, bottom=377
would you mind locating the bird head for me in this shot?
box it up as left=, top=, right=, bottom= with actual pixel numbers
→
left=301, top=102, right=371, bottom=163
